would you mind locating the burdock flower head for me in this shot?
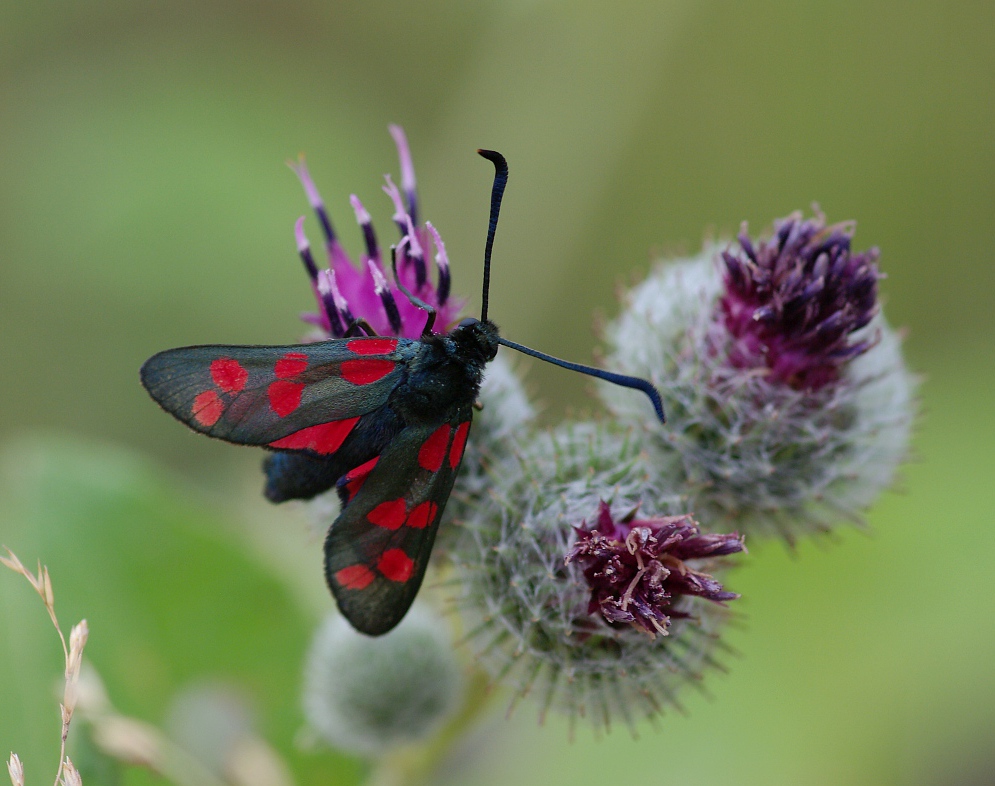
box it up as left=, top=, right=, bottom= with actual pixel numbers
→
left=452, top=422, right=741, bottom=733
left=721, top=211, right=881, bottom=390
left=601, top=210, right=915, bottom=542
left=567, top=501, right=744, bottom=637
left=291, top=125, right=463, bottom=340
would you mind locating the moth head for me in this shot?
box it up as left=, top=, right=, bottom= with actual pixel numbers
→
left=454, top=317, right=499, bottom=362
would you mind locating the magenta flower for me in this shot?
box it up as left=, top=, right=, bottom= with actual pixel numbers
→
left=291, top=125, right=464, bottom=339
left=720, top=211, right=881, bottom=390
left=566, top=501, right=745, bottom=637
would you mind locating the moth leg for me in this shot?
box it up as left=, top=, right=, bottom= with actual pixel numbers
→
left=344, top=318, right=378, bottom=337
left=390, top=245, right=437, bottom=336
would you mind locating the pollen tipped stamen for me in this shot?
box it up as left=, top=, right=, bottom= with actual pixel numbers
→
left=296, top=218, right=332, bottom=332
left=402, top=215, right=427, bottom=289
left=368, top=259, right=403, bottom=333
left=383, top=174, right=408, bottom=237
left=294, top=217, right=320, bottom=282
left=383, top=175, right=420, bottom=280
left=389, top=124, right=419, bottom=226
left=349, top=194, right=380, bottom=262
left=290, top=158, right=338, bottom=245
left=317, top=269, right=353, bottom=337
left=426, top=222, right=450, bottom=305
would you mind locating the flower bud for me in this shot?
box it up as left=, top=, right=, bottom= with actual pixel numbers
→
left=601, top=214, right=915, bottom=541
left=302, top=606, right=462, bottom=755
left=453, top=422, right=737, bottom=733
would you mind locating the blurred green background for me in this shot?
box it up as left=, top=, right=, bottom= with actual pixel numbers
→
left=1, top=2, right=993, bottom=784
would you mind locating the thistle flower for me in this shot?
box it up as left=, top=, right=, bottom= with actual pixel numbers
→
left=453, top=422, right=738, bottom=733
left=302, top=607, right=462, bottom=755
left=601, top=212, right=915, bottom=541
left=291, top=124, right=463, bottom=340
left=567, top=501, right=744, bottom=637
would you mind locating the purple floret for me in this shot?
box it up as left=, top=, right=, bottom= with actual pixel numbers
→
left=566, top=501, right=745, bottom=637
left=720, top=211, right=881, bottom=390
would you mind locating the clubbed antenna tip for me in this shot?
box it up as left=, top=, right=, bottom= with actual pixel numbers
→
left=477, top=149, right=509, bottom=323
left=497, top=337, right=666, bottom=423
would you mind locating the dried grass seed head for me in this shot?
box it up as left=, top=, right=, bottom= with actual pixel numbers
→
left=7, top=754, right=24, bottom=786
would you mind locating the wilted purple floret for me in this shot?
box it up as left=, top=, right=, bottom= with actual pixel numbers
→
left=566, top=501, right=745, bottom=637
left=291, top=125, right=464, bottom=339
left=720, top=211, right=881, bottom=390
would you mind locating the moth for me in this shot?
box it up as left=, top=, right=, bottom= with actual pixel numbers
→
left=142, top=150, right=664, bottom=636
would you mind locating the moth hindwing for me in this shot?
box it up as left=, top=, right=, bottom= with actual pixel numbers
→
left=325, top=405, right=472, bottom=635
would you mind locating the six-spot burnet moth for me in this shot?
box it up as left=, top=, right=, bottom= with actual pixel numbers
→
left=141, top=150, right=665, bottom=635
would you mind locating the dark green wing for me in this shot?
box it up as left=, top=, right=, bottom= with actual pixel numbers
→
left=141, top=337, right=414, bottom=449
left=324, top=405, right=473, bottom=635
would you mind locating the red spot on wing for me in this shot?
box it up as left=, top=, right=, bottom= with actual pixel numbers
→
left=378, top=549, right=414, bottom=583
left=269, top=417, right=360, bottom=454
left=210, top=358, right=248, bottom=394
left=268, top=380, right=304, bottom=416
left=192, top=390, right=224, bottom=427
left=341, top=359, right=396, bottom=385
left=368, top=498, right=408, bottom=530
left=274, top=352, right=308, bottom=379
left=335, top=564, right=375, bottom=590
left=449, top=422, right=471, bottom=468
left=418, top=424, right=451, bottom=472
left=347, top=338, right=399, bottom=355
left=344, top=456, right=379, bottom=481
left=341, top=456, right=379, bottom=501
left=406, top=501, right=438, bottom=530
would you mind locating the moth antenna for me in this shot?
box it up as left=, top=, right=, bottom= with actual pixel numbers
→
left=475, top=150, right=663, bottom=422
left=476, top=149, right=508, bottom=323
left=497, top=337, right=666, bottom=423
